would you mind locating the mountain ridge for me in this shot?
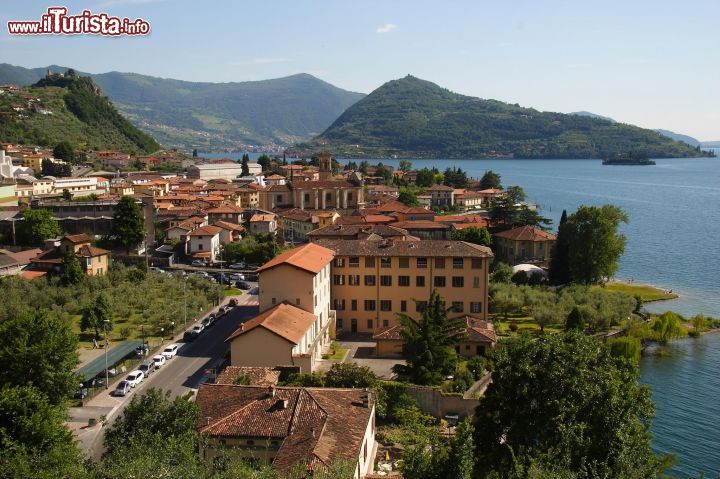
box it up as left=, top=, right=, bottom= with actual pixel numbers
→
left=0, top=63, right=365, bottom=150
left=298, top=75, right=707, bottom=159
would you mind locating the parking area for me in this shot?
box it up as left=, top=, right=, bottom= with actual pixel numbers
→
left=336, top=337, right=404, bottom=379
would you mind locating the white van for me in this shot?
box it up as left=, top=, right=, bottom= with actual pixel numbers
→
left=162, top=343, right=179, bottom=360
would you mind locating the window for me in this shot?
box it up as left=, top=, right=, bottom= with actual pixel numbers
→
left=364, top=275, right=376, bottom=286
left=416, top=276, right=425, bottom=287
left=367, top=319, right=373, bottom=329
left=272, top=297, right=277, bottom=305
left=435, top=258, right=445, bottom=269
left=348, top=192, right=353, bottom=200
left=351, top=299, right=357, bottom=311
left=380, top=257, right=392, bottom=268
left=348, top=275, right=360, bottom=286
left=417, top=257, right=428, bottom=268
left=334, top=258, right=345, bottom=267
left=416, top=301, right=428, bottom=312
left=334, top=299, right=346, bottom=311
left=472, top=258, right=483, bottom=269
left=325, top=192, right=332, bottom=201
left=453, top=257, right=464, bottom=269
left=380, top=300, right=392, bottom=311
left=198, top=243, right=203, bottom=250
left=304, top=193, right=310, bottom=202
left=398, top=257, right=409, bottom=268
left=349, top=256, right=360, bottom=267
left=470, top=302, right=482, bottom=313
left=365, top=257, right=375, bottom=268
left=314, top=295, right=317, bottom=306
left=452, top=301, right=463, bottom=313
left=452, top=276, right=465, bottom=287
left=400, top=300, right=407, bottom=312
left=296, top=298, right=301, bottom=306
left=337, top=318, right=343, bottom=329
left=434, top=276, right=446, bottom=287
left=276, top=194, right=283, bottom=202
left=383, top=320, right=389, bottom=327
left=380, top=275, right=392, bottom=286
left=398, top=275, right=410, bottom=286
left=364, top=300, right=376, bottom=311
left=333, top=274, right=344, bottom=285
left=473, top=276, right=480, bottom=288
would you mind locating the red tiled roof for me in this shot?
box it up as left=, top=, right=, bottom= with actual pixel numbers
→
left=215, top=367, right=281, bottom=387
left=493, top=225, right=557, bottom=242
left=188, top=225, right=222, bottom=236
left=62, top=233, right=92, bottom=244
left=256, top=243, right=334, bottom=274
left=250, top=214, right=276, bottom=222
left=226, top=302, right=317, bottom=344
left=212, top=220, right=244, bottom=232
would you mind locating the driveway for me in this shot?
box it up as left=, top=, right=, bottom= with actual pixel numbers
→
left=337, top=337, right=404, bottom=380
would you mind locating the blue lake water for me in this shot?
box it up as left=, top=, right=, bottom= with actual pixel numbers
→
left=207, top=152, right=720, bottom=475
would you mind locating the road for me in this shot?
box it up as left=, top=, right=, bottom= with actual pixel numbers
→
left=69, top=289, right=259, bottom=459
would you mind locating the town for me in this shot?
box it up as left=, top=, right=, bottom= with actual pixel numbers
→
left=1, top=132, right=692, bottom=479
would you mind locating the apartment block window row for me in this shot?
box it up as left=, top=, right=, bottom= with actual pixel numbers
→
left=400, top=300, right=407, bottom=312
left=333, top=299, right=346, bottom=311
left=348, top=275, right=360, bottom=286
left=452, top=276, right=464, bottom=287
left=364, top=300, right=376, bottom=311
left=417, top=257, right=428, bottom=268
left=434, top=276, right=446, bottom=287
left=334, top=258, right=345, bottom=267
left=471, top=258, right=483, bottom=269
left=364, top=275, right=376, bottom=286
left=398, top=275, right=410, bottom=287
left=380, top=275, right=392, bottom=286
left=470, top=301, right=483, bottom=313
left=380, top=300, right=392, bottom=311
left=381, top=257, right=392, bottom=268
left=349, top=256, right=360, bottom=267
left=452, top=301, right=463, bottom=312
left=453, top=257, right=464, bottom=268
left=351, top=299, right=358, bottom=311
left=416, top=276, right=425, bottom=287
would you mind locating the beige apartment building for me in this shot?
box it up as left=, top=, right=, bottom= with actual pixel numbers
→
left=314, top=239, right=493, bottom=334
left=227, top=243, right=335, bottom=372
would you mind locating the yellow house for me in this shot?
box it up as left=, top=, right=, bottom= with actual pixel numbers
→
left=30, top=234, right=109, bottom=276
left=315, top=239, right=493, bottom=334
left=493, top=225, right=557, bottom=266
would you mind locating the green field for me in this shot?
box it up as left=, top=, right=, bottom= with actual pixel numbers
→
left=603, top=282, right=678, bottom=302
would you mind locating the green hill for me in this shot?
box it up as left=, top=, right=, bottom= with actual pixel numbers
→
left=299, top=75, right=705, bottom=159
left=0, top=64, right=365, bottom=149
left=0, top=71, right=160, bottom=153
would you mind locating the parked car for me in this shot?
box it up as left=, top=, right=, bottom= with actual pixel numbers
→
left=229, top=262, right=247, bottom=270
left=113, top=380, right=132, bottom=397
left=192, top=323, right=205, bottom=334
left=125, top=370, right=145, bottom=388
left=245, top=273, right=259, bottom=282
left=191, top=260, right=206, bottom=267
left=162, top=343, right=179, bottom=359
left=183, top=330, right=197, bottom=342
left=152, top=354, right=166, bottom=369
left=237, top=281, right=251, bottom=290
left=229, top=273, right=244, bottom=282
left=201, top=316, right=215, bottom=328
left=138, top=361, right=155, bottom=377
left=246, top=263, right=260, bottom=270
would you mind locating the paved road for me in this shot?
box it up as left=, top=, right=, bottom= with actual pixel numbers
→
left=70, top=291, right=260, bottom=459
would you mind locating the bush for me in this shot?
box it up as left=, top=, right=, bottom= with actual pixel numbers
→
left=511, top=270, right=528, bottom=285
left=466, top=355, right=486, bottom=380
left=509, top=322, right=519, bottom=332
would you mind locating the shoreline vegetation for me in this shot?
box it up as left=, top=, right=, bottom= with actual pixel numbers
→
left=605, top=280, right=679, bottom=302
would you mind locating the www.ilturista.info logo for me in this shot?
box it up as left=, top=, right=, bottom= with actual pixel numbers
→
left=7, top=7, right=150, bottom=36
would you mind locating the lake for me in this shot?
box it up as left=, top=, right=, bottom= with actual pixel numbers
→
left=207, top=152, right=720, bottom=475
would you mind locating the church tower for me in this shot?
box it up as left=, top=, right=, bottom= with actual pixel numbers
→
left=318, top=152, right=332, bottom=180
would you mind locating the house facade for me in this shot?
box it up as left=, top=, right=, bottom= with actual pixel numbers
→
left=188, top=225, right=221, bottom=263
left=493, top=225, right=557, bottom=266
left=315, top=239, right=493, bottom=334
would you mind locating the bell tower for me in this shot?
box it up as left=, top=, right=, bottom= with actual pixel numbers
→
left=318, top=152, right=332, bottom=180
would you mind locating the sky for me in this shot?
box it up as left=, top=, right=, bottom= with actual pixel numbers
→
left=2, top=0, right=719, bottom=140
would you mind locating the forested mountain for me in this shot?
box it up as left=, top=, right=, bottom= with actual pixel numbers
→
left=298, top=75, right=705, bottom=159
left=0, top=72, right=160, bottom=153
left=0, top=64, right=364, bottom=149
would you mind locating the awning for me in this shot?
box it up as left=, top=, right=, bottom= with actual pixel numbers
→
left=192, top=251, right=212, bottom=258
left=76, top=340, right=144, bottom=382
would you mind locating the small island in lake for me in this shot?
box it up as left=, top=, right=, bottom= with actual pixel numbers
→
left=602, top=152, right=656, bottom=165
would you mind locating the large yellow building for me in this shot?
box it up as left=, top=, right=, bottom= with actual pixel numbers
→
left=315, top=239, right=493, bottom=334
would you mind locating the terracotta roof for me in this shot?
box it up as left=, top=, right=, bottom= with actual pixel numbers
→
left=493, top=225, right=557, bottom=242
left=0, top=248, right=41, bottom=265
left=266, top=184, right=291, bottom=192
left=20, top=270, right=47, bottom=280
left=314, top=239, right=493, bottom=258
left=250, top=214, right=276, bottom=222
left=265, top=174, right=285, bottom=180
left=426, top=184, right=454, bottom=191
left=308, top=224, right=410, bottom=239
left=363, top=214, right=395, bottom=224
left=76, top=245, right=109, bottom=258
left=392, top=220, right=451, bottom=230
left=187, top=225, right=222, bottom=236
left=476, top=188, right=504, bottom=194
left=212, top=220, right=244, bottom=232
left=290, top=180, right=356, bottom=189
left=256, top=243, right=334, bottom=274
left=226, top=302, right=317, bottom=345
left=195, top=384, right=374, bottom=472
left=62, top=233, right=92, bottom=244
left=215, top=366, right=281, bottom=387
left=205, top=204, right=243, bottom=214
left=374, top=316, right=496, bottom=344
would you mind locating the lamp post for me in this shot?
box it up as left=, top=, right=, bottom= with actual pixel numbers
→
left=141, top=324, right=146, bottom=353
left=103, top=319, right=110, bottom=389
left=170, top=321, right=175, bottom=339
left=160, top=327, right=164, bottom=343
left=183, top=276, right=187, bottom=329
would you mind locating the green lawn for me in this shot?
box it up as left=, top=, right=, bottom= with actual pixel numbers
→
left=224, top=287, right=244, bottom=296
left=323, top=341, right=349, bottom=360
left=494, top=313, right=564, bottom=337
left=603, top=282, right=678, bottom=302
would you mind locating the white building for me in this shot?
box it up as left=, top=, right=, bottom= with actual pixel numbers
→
left=44, top=176, right=100, bottom=197
left=0, top=150, right=33, bottom=179
left=187, top=225, right=221, bottom=263
left=187, top=163, right=245, bottom=181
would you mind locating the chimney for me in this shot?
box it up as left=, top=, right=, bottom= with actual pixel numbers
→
left=268, top=385, right=276, bottom=398
left=361, top=390, right=370, bottom=408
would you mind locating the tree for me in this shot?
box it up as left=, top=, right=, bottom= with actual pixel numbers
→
left=324, top=363, right=377, bottom=388
left=16, top=209, right=62, bottom=246
left=257, top=154, right=272, bottom=173
left=112, top=196, right=145, bottom=254
left=59, top=251, right=84, bottom=285
left=565, top=306, right=586, bottom=331
left=446, top=419, right=475, bottom=479
left=375, top=163, right=393, bottom=183
left=52, top=142, right=75, bottom=164
left=396, top=290, right=465, bottom=385
left=80, top=292, right=113, bottom=339
left=399, top=159, right=413, bottom=172
left=415, top=167, right=435, bottom=187
left=554, top=205, right=629, bottom=284
left=505, top=185, right=526, bottom=203
left=450, top=226, right=492, bottom=247
left=489, top=283, right=523, bottom=321
left=652, top=311, right=686, bottom=344
left=192, top=149, right=198, bottom=158
left=474, top=332, right=672, bottom=478
left=240, top=153, right=250, bottom=177
left=61, top=188, right=71, bottom=201
left=398, top=189, right=419, bottom=207
left=104, top=388, right=199, bottom=454
left=490, top=262, right=514, bottom=284
left=442, top=167, right=468, bottom=188
left=479, top=170, right=502, bottom=189
left=532, top=304, right=561, bottom=333
left=0, top=309, right=79, bottom=405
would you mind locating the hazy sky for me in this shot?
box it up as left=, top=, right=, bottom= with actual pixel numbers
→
left=2, top=0, right=719, bottom=139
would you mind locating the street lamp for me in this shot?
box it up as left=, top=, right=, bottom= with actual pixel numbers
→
left=170, top=321, right=175, bottom=339
left=141, top=324, right=146, bottom=353
left=103, top=320, right=110, bottom=389
left=160, top=327, right=164, bottom=342
left=183, top=276, right=187, bottom=329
